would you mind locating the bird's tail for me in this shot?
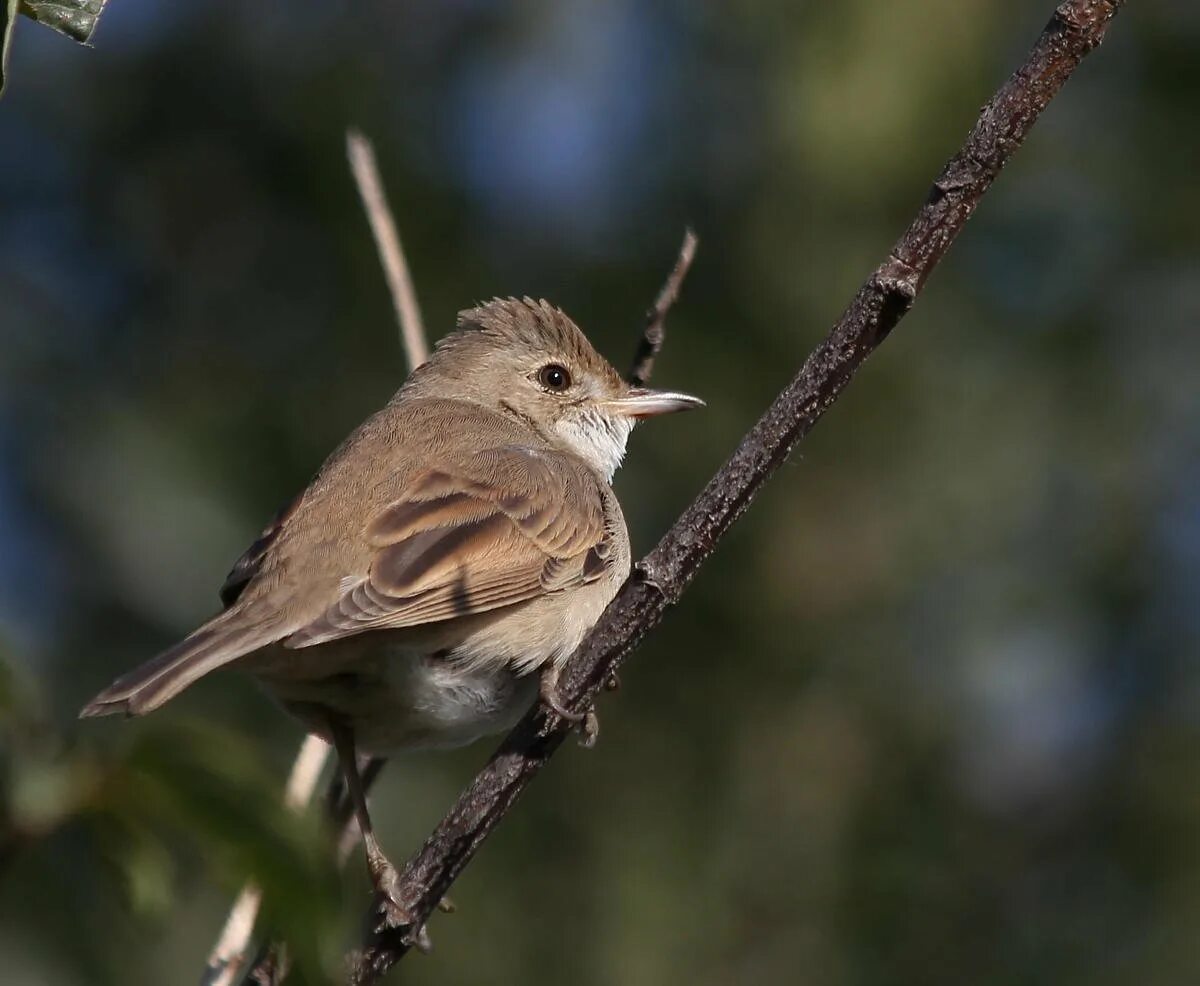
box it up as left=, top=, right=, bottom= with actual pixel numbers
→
left=80, top=609, right=280, bottom=719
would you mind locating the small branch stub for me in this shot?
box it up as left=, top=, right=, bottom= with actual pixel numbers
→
left=628, top=229, right=698, bottom=387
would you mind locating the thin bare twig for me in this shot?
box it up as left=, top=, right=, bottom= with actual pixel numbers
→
left=628, top=228, right=698, bottom=387
left=346, top=127, right=430, bottom=367
left=207, top=129, right=432, bottom=986
left=202, top=734, right=330, bottom=986
left=345, top=2, right=1125, bottom=982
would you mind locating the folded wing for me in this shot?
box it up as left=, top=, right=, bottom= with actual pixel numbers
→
left=284, top=446, right=613, bottom=649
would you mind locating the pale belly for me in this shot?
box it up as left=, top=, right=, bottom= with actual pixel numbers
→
left=260, top=644, right=538, bottom=753
left=245, top=577, right=621, bottom=754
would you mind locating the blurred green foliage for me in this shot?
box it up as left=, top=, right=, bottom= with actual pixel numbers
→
left=2, top=1, right=1199, bottom=984
left=0, top=647, right=340, bottom=981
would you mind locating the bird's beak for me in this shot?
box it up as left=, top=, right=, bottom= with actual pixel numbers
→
left=604, top=387, right=705, bottom=420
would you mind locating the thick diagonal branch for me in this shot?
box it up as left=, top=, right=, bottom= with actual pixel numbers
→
left=345, top=1, right=1125, bottom=982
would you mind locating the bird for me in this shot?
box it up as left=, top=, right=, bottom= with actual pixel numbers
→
left=80, top=297, right=702, bottom=927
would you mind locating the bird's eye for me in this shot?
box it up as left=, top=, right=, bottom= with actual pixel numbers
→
left=537, top=364, right=572, bottom=392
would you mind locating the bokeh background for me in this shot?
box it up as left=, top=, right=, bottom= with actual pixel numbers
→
left=2, top=0, right=1199, bottom=983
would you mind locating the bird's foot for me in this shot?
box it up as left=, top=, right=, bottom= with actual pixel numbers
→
left=539, top=665, right=599, bottom=747
left=579, top=709, right=600, bottom=748
left=366, top=845, right=430, bottom=948
left=364, top=841, right=450, bottom=948
left=373, top=893, right=427, bottom=947
left=372, top=889, right=432, bottom=952
left=369, top=864, right=413, bottom=932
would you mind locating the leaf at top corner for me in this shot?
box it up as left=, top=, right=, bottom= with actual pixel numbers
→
left=19, top=0, right=107, bottom=45
left=1, top=0, right=17, bottom=99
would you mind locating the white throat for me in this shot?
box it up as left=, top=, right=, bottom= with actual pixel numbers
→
left=556, top=410, right=634, bottom=482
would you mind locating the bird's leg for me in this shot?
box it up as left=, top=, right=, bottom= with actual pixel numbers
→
left=327, top=718, right=422, bottom=936
left=538, top=663, right=599, bottom=748
left=326, top=750, right=375, bottom=824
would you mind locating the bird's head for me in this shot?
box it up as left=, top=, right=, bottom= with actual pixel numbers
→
left=406, top=297, right=703, bottom=480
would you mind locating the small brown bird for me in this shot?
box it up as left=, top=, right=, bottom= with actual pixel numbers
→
left=81, top=297, right=701, bottom=924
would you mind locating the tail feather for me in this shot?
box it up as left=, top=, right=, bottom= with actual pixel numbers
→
left=80, top=611, right=279, bottom=718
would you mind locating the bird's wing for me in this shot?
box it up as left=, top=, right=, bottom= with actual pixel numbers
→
left=283, top=446, right=615, bottom=649
left=218, top=493, right=304, bottom=608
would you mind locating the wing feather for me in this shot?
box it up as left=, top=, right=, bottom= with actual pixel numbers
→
left=284, top=446, right=612, bottom=650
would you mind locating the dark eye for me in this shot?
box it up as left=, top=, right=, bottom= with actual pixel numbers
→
left=537, top=363, right=572, bottom=392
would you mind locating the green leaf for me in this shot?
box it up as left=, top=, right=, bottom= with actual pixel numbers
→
left=1, top=0, right=108, bottom=97
left=98, top=721, right=345, bottom=981
left=1, top=0, right=16, bottom=99
left=18, top=0, right=107, bottom=45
